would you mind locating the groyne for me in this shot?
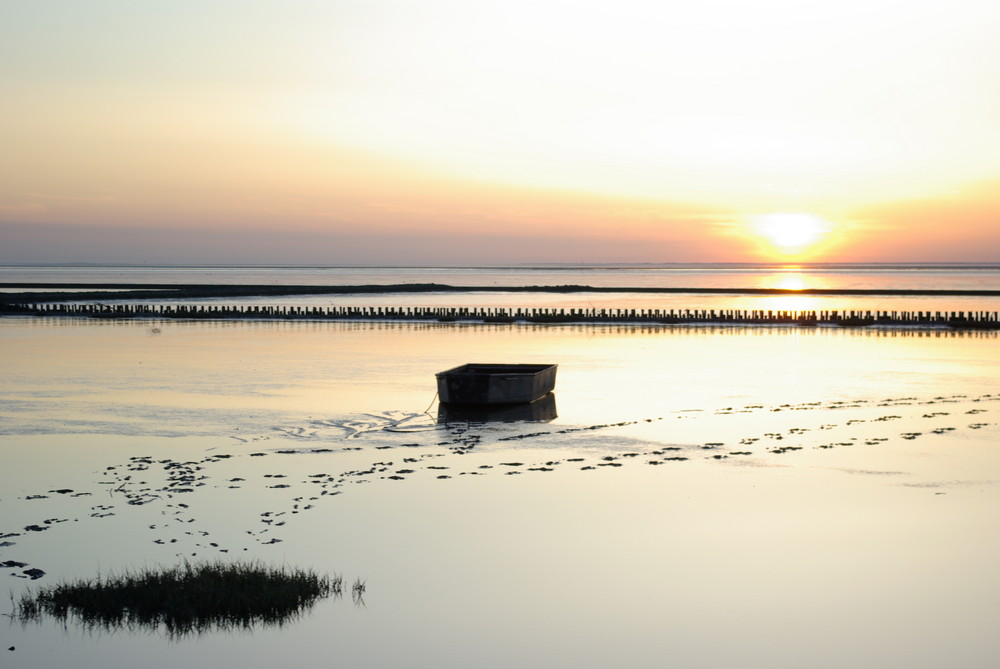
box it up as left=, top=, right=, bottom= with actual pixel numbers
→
left=4, top=282, right=1000, bottom=302
left=7, top=302, right=999, bottom=329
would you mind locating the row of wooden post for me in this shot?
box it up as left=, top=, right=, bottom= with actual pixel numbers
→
left=16, top=302, right=1000, bottom=328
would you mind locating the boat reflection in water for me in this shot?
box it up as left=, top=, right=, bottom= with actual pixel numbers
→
left=437, top=392, right=557, bottom=424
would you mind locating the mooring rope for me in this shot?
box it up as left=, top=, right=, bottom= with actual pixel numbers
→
left=422, top=391, right=439, bottom=416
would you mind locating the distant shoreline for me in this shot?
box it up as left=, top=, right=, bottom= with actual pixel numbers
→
left=2, top=262, right=999, bottom=270
left=2, top=283, right=1000, bottom=303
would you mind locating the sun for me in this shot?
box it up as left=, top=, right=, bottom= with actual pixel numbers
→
left=750, top=213, right=832, bottom=256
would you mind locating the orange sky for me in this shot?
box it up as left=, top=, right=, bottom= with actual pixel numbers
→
left=2, top=1, right=999, bottom=264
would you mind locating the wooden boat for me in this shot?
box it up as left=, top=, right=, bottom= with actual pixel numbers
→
left=436, top=363, right=557, bottom=405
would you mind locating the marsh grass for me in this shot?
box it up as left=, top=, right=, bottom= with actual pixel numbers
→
left=351, top=577, right=367, bottom=607
left=14, top=561, right=342, bottom=636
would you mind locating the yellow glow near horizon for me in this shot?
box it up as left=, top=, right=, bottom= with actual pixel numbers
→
left=751, top=213, right=833, bottom=257
left=2, top=1, right=1000, bottom=264
left=277, top=0, right=1000, bottom=211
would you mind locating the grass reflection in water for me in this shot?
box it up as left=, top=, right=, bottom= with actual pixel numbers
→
left=14, top=561, right=343, bottom=637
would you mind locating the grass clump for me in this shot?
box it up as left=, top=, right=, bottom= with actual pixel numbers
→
left=15, top=561, right=342, bottom=636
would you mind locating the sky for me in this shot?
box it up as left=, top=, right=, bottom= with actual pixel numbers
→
left=2, top=0, right=999, bottom=265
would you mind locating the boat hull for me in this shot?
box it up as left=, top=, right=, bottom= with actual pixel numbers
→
left=436, top=363, right=557, bottom=405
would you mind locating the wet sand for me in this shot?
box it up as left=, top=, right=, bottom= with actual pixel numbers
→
left=1, top=318, right=999, bottom=668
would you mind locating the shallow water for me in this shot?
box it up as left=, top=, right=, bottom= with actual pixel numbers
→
left=9, top=263, right=1000, bottom=316
left=4, top=263, right=1000, bottom=292
left=1, top=317, right=998, bottom=668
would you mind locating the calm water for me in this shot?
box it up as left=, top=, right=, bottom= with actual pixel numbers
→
left=4, top=263, right=1000, bottom=314
left=3, top=262, right=1000, bottom=290
left=1, top=314, right=999, bottom=668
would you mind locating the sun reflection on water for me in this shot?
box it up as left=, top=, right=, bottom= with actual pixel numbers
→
left=756, top=269, right=825, bottom=311
left=773, top=272, right=806, bottom=291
